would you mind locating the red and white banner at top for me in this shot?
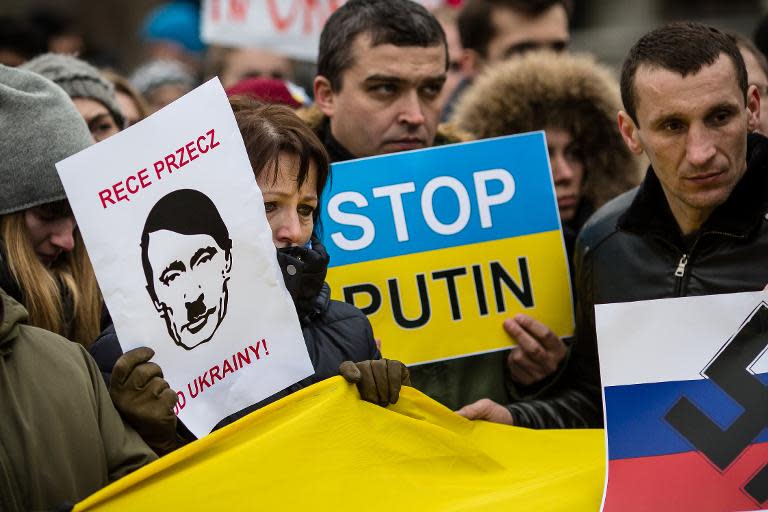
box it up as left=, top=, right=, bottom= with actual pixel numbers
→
left=201, top=0, right=444, bottom=61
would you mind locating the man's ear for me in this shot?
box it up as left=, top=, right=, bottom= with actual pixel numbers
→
left=314, top=75, right=335, bottom=118
left=223, top=250, right=233, bottom=274
left=462, top=49, right=484, bottom=78
left=617, top=111, right=645, bottom=155
left=746, top=84, right=761, bottom=132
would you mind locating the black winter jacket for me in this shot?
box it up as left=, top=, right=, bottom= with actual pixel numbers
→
left=507, top=133, right=768, bottom=428
left=90, top=238, right=379, bottom=432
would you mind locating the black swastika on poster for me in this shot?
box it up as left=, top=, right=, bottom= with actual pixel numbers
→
left=665, top=303, right=768, bottom=506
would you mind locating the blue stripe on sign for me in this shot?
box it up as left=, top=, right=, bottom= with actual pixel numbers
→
left=604, top=373, right=768, bottom=460
left=320, top=133, right=560, bottom=267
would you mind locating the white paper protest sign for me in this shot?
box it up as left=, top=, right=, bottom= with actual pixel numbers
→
left=200, top=0, right=442, bottom=61
left=596, top=292, right=768, bottom=511
left=56, top=78, right=314, bottom=437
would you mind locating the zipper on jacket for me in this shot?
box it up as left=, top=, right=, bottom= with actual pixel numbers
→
left=674, top=253, right=688, bottom=295
left=656, top=227, right=746, bottom=297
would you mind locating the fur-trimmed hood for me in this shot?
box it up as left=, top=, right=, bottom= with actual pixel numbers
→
left=297, top=105, right=471, bottom=156
left=452, top=51, right=640, bottom=210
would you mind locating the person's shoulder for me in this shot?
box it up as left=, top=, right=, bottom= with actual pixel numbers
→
left=306, top=298, right=378, bottom=360
left=15, top=323, right=94, bottom=374
left=322, top=298, right=370, bottom=324
left=577, top=187, right=638, bottom=251
left=19, top=323, right=79, bottom=352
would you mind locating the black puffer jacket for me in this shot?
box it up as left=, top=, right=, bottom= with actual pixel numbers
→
left=507, top=133, right=768, bottom=428
left=90, top=238, right=379, bottom=432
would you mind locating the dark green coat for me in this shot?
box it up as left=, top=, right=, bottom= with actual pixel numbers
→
left=0, top=288, right=156, bottom=511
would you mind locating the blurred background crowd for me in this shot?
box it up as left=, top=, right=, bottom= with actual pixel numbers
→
left=3, top=0, right=768, bottom=117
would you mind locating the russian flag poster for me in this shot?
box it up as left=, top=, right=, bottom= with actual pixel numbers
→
left=596, top=291, right=768, bottom=511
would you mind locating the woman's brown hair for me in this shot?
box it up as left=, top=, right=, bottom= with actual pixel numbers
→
left=230, top=97, right=330, bottom=221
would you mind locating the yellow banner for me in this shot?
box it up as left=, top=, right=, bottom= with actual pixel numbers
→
left=327, top=231, right=574, bottom=365
left=75, top=378, right=604, bottom=511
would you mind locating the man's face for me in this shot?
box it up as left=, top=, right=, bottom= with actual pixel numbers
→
left=220, top=48, right=294, bottom=88
left=315, top=34, right=446, bottom=158
left=618, top=54, right=760, bottom=233
left=740, top=47, right=768, bottom=135
left=484, top=4, right=569, bottom=64
left=147, top=230, right=232, bottom=349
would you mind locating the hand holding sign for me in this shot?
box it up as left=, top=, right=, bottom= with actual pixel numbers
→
left=110, top=347, right=180, bottom=455
left=504, top=314, right=567, bottom=386
left=321, top=133, right=574, bottom=367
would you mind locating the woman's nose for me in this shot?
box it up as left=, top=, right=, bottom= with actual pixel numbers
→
left=273, top=212, right=303, bottom=247
left=49, top=217, right=76, bottom=252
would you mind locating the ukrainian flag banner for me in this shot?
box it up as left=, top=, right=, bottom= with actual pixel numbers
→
left=75, top=378, right=605, bottom=511
left=320, top=133, right=574, bottom=365
left=596, top=292, right=768, bottom=511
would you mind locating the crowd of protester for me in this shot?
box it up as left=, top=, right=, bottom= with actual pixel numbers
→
left=2, top=0, right=768, bottom=508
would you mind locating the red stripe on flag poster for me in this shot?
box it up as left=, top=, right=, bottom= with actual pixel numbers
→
left=603, top=441, right=768, bottom=511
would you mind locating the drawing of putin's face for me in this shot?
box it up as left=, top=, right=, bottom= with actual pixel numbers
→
left=141, top=189, right=233, bottom=350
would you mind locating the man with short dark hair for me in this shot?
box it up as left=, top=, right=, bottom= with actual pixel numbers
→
left=304, top=0, right=463, bottom=162
left=141, top=189, right=233, bottom=350
left=303, top=0, right=531, bottom=412
left=458, top=22, right=768, bottom=428
left=439, top=0, right=571, bottom=121
left=733, top=33, right=768, bottom=136
left=459, top=0, right=570, bottom=70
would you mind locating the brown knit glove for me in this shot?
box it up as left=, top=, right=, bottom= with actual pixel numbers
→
left=339, top=359, right=411, bottom=407
left=110, top=347, right=180, bottom=456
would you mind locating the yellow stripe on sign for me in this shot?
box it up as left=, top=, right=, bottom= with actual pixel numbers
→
left=327, top=230, right=574, bottom=366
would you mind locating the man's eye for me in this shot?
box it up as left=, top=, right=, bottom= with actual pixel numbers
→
left=711, top=110, right=733, bottom=126
left=663, top=121, right=683, bottom=132
left=420, top=84, right=442, bottom=99
left=298, top=204, right=315, bottom=217
left=264, top=202, right=276, bottom=213
left=161, top=271, right=180, bottom=286
left=370, top=83, right=397, bottom=95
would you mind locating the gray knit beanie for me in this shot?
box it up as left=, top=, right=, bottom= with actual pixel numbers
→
left=0, top=65, right=93, bottom=215
left=130, top=59, right=196, bottom=97
left=21, top=53, right=126, bottom=129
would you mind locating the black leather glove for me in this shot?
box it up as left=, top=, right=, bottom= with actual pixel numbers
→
left=110, top=347, right=181, bottom=455
left=339, top=359, right=411, bottom=407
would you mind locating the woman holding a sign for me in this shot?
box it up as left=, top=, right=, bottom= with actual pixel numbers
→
left=91, top=99, right=410, bottom=452
left=220, top=98, right=410, bottom=422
